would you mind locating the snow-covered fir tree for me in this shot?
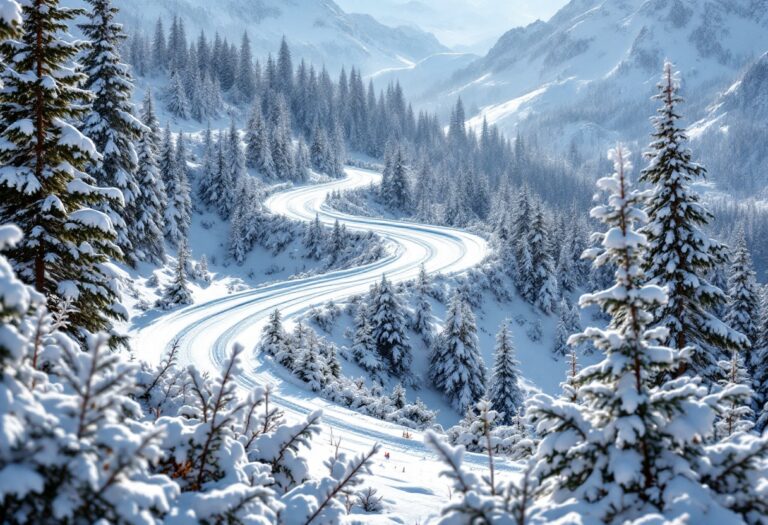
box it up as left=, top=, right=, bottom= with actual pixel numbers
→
left=223, top=118, right=245, bottom=217
left=157, top=240, right=193, bottom=309
left=430, top=290, right=487, bottom=413
left=528, top=145, right=768, bottom=524
left=160, top=127, right=191, bottom=245
left=488, top=322, right=524, bottom=426
left=640, top=62, right=747, bottom=384
left=303, top=215, right=325, bottom=260
left=381, top=146, right=410, bottom=210
left=755, top=289, right=768, bottom=432
left=79, top=0, right=146, bottom=266
left=715, top=350, right=755, bottom=439
left=370, top=275, right=413, bottom=379
left=351, top=300, right=384, bottom=378
left=552, top=298, right=581, bottom=359
left=0, top=0, right=125, bottom=343
left=197, top=122, right=217, bottom=207
left=245, top=99, right=276, bottom=179
left=269, top=94, right=294, bottom=180
left=259, top=308, right=293, bottom=368
left=528, top=204, right=559, bottom=313
left=140, top=88, right=161, bottom=151
left=166, top=68, right=189, bottom=119
left=133, top=126, right=166, bottom=264
left=725, top=228, right=760, bottom=371
left=411, top=264, right=434, bottom=344
left=294, top=341, right=327, bottom=392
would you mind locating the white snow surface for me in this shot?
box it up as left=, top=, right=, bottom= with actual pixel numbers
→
left=131, top=168, right=518, bottom=522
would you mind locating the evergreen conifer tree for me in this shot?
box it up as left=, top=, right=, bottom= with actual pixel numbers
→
left=488, top=322, right=524, bottom=425
left=133, top=127, right=166, bottom=264
left=140, top=88, right=161, bottom=150
left=430, top=290, right=487, bottom=413
left=715, top=350, right=755, bottom=439
left=0, top=0, right=125, bottom=342
left=411, top=264, right=434, bottom=344
left=725, top=229, right=760, bottom=371
left=640, top=62, right=747, bottom=383
left=370, top=275, right=412, bottom=378
left=351, top=301, right=384, bottom=378
left=528, top=145, right=768, bottom=523
left=157, top=240, right=192, bottom=309
left=80, top=0, right=145, bottom=265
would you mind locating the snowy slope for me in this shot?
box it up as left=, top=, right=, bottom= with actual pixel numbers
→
left=420, top=0, right=768, bottom=157
left=690, top=51, right=768, bottom=195
left=108, top=0, right=447, bottom=74
left=131, top=168, right=524, bottom=521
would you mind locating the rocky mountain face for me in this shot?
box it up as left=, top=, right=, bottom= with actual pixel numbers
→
left=415, top=0, right=768, bottom=193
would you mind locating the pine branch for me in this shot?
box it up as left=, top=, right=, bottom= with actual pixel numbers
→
left=302, top=444, right=380, bottom=525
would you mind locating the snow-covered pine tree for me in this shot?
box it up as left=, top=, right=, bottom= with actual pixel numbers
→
left=157, top=240, right=193, bottom=309
left=166, top=68, right=189, bottom=119
left=234, top=31, right=255, bottom=104
left=80, top=0, right=145, bottom=266
left=151, top=17, right=166, bottom=72
left=197, top=122, right=217, bottom=208
left=502, top=407, right=536, bottom=461
left=245, top=100, right=276, bottom=178
left=430, top=290, right=487, bottom=414
left=269, top=94, right=294, bottom=180
left=259, top=308, right=293, bottom=367
left=159, top=125, right=180, bottom=243
left=715, top=350, right=754, bottom=439
left=223, top=118, right=245, bottom=216
left=561, top=340, right=579, bottom=402
left=640, top=62, right=747, bottom=383
left=552, top=298, right=580, bottom=359
left=351, top=301, right=384, bottom=378
left=391, top=382, right=407, bottom=409
left=293, top=137, right=310, bottom=182
left=173, top=131, right=192, bottom=238
left=303, top=215, right=325, bottom=260
left=381, top=146, right=410, bottom=210
left=0, top=0, right=125, bottom=343
left=140, top=88, right=162, bottom=151
left=725, top=228, right=760, bottom=372
left=755, top=288, right=768, bottom=431
left=294, top=343, right=327, bottom=392
left=370, top=275, right=413, bottom=378
left=411, top=264, right=434, bottom=344
left=528, top=204, right=558, bottom=313
left=447, top=401, right=495, bottom=454
left=555, top=241, right=576, bottom=294
left=488, top=322, right=524, bottom=426
left=528, top=145, right=768, bottom=523
left=310, top=124, right=330, bottom=175
left=133, top=126, right=166, bottom=264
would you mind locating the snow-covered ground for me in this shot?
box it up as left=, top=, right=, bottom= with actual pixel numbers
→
left=131, top=167, right=521, bottom=522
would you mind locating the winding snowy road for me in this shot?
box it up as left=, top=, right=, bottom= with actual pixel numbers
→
left=132, top=168, right=513, bottom=520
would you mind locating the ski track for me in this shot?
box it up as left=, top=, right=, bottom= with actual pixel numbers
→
left=132, top=167, right=521, bottom=518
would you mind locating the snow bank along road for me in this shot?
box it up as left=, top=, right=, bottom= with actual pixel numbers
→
left=132, top=167, right=514, bottom=519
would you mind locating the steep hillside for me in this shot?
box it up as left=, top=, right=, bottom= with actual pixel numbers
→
left=692, top=51, right=768, bottom=195
left=108, top=0, right=447, bottom=74
left=419, top=0, right=768, bottom=188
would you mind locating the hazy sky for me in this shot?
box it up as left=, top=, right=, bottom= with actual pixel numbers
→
left=336, top=0, right=569, bottom=53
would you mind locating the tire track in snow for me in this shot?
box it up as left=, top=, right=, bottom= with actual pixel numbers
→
left=132, top=167, right=517, bottom=506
